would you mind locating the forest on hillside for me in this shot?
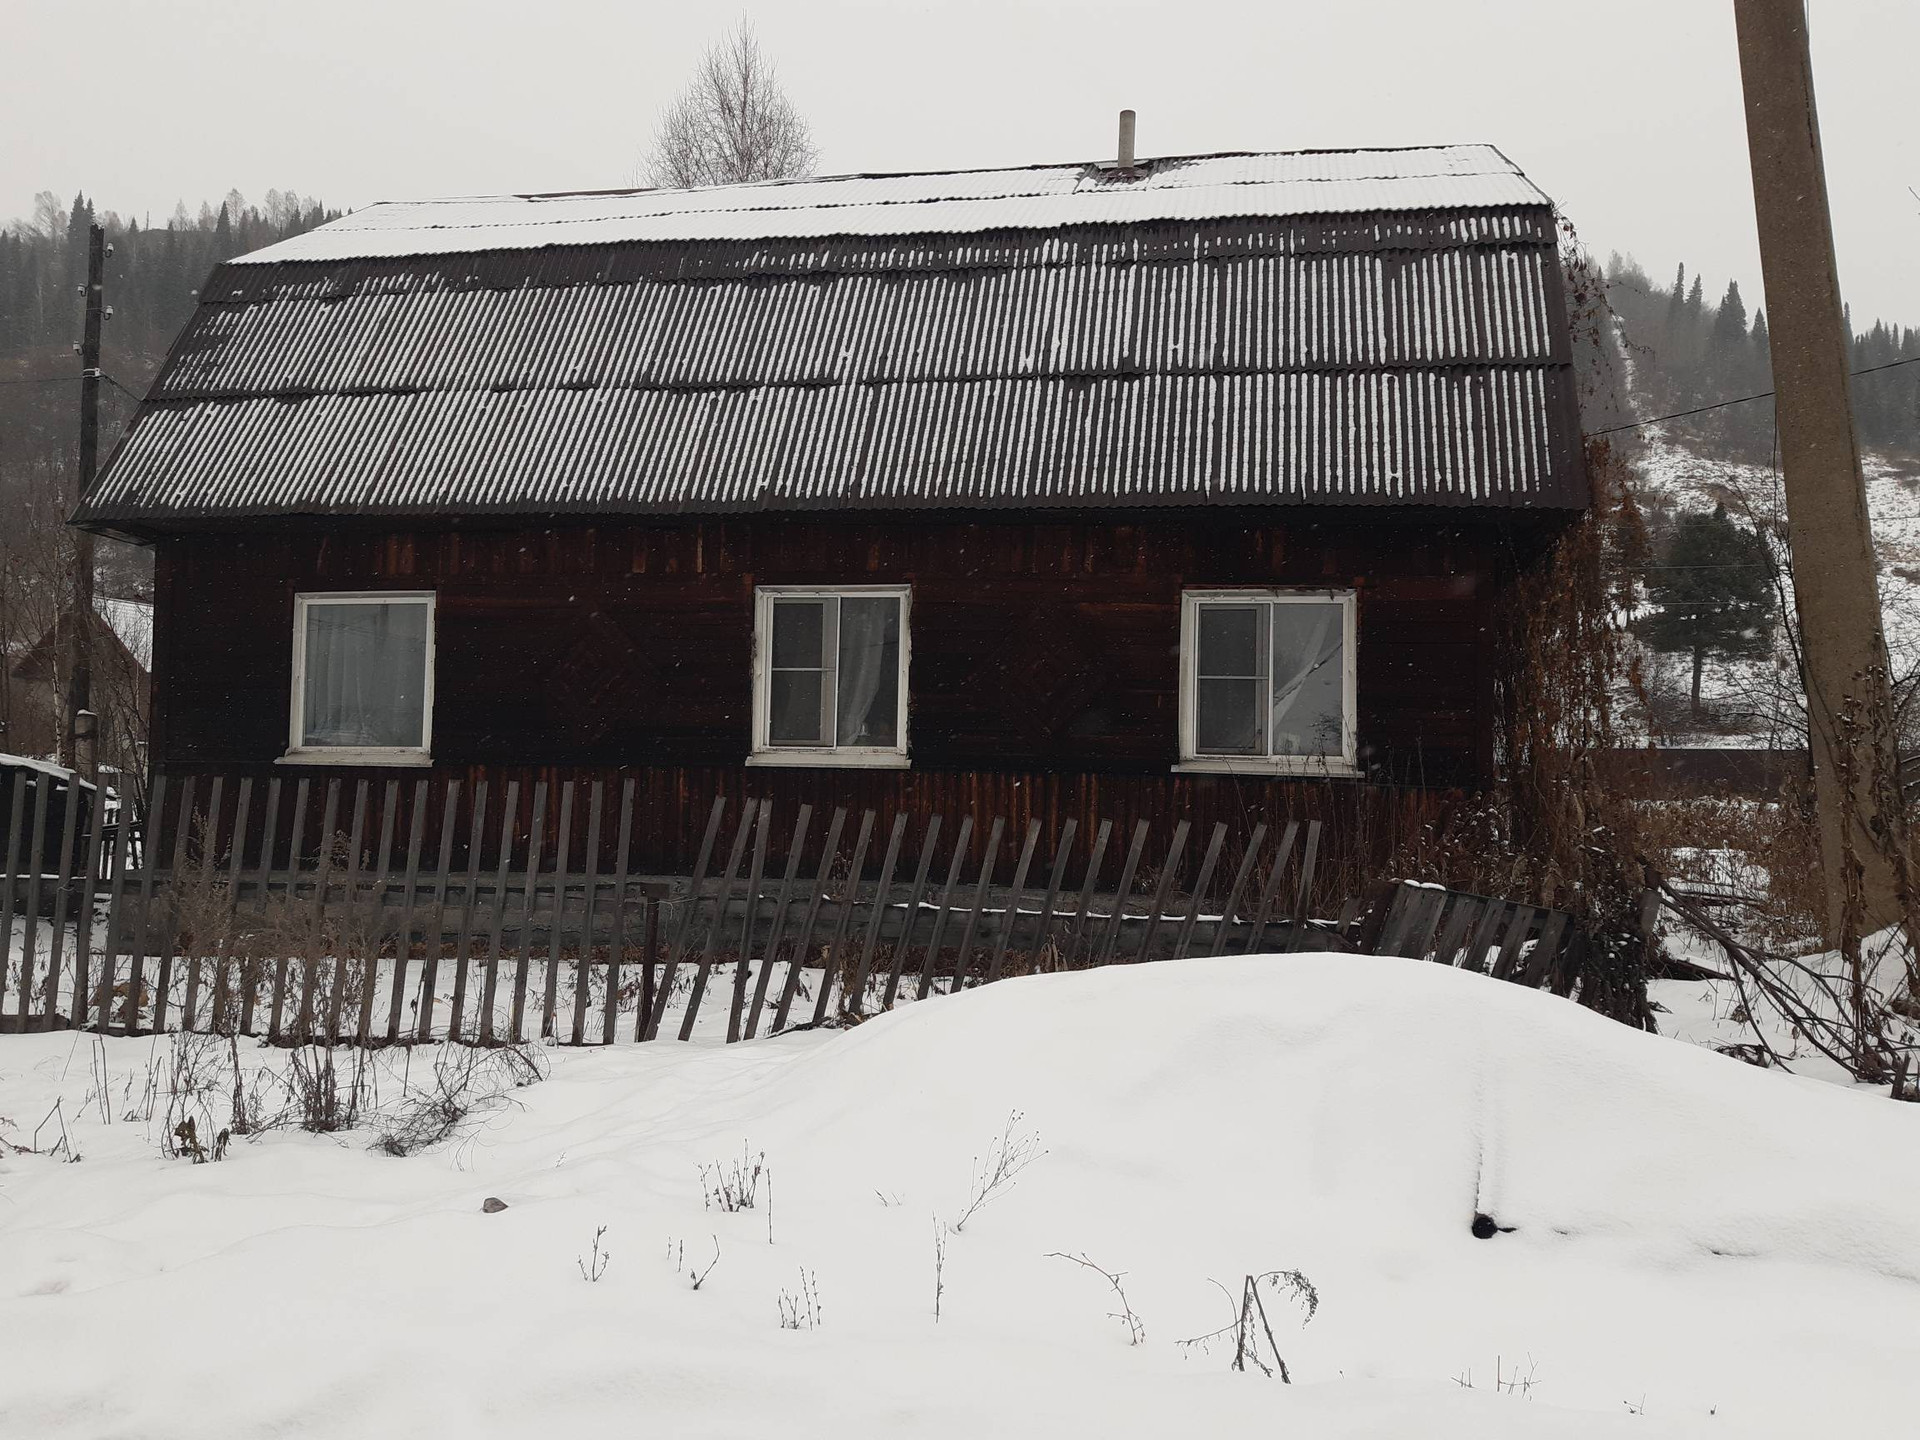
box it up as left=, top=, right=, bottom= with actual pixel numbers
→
left=1604, top=254, right=1920, bottom=460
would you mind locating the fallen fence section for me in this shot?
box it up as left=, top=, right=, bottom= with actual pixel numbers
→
left=2, top=774, right=1614, bottom=1044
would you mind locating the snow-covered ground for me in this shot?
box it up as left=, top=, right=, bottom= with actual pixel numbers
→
left=4, top=955, right=1919, bottom=1437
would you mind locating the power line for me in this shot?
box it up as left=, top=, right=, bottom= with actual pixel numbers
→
left=1585, top=354, right=1920, bottom=437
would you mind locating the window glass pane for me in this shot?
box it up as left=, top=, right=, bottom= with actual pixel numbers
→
left=1271, top=601, right=1346, bottom=756
left=836, top=597, right=900, bottom=747
left=1197, top=605, right=1260, bottom=677
left=770, top=671, right=826, bottom=745
left=301, top=601, right=428, bottom=749
left=771, top=599, right=825, bottom=668
left=1195, top=678, right=1262, bottom=754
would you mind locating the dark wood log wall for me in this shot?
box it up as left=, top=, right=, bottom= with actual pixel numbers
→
left=148, top=508, right=1561, bottom=877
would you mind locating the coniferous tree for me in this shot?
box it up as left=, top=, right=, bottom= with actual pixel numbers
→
left=1641, top=503, right=1777, bottom=717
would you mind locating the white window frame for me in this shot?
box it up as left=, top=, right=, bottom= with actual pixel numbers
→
left=282, top=591, right=436, bottom=767
left=749, top=585, right=911, bottom=769
left=1176, top=588, right=1358, bottom=776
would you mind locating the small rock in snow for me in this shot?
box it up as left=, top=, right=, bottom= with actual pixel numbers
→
left=482, top=1197, right=509, bottom=1214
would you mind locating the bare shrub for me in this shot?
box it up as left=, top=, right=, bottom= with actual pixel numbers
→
left=776, top=1268, right=821, bottom=1329
left=1177, top=1270, right=1319, bottom=1381
left=949, top=1110, right=1044, bottom=1232
left=578, top=1225, right=610, bottom=1283
left=700, top=1144, right=765, bottom=1211
left=372, top=1044, right=545, bottom=1157
left=1047, top=1251, right=1144, bottom=1345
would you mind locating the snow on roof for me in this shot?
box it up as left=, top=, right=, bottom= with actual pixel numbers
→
left=234, top=145, right=1550, bottom=264
left=97, top=597, right=152, bottom=671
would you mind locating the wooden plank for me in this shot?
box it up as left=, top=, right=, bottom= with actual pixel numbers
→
left=1283, top=820, right=1324, bottom=954
left=568, top=781, right=607, bottom=1045
left=539, top=781, right=577, bottom=1040
left=914, top=815, right=974, bottom=1001
left=1460, top=899, right=1509, bottom=974
left=1489, top=905, right=1538, bottom=981
left=177, top=776, right=225, bottom=1033
left=1207, top=823, right=1267, bottom=958
left=812, top=809, right=876, bottom=1024
left=1061, top=818, right=1114, bottom=968
left=44, top=769, right=85, bottom=1027
left=1027, top=819, right=1080, bottom=971
left=480, top=779, right=522, bottom=1045
left=354, top=779, right=400, bottom=1044
left=69, top=773, right=111, bottom=1031
left=1518, top=910, right=1570, bottom=988
left=745, top=804, right=811, bottom=1041
left=643, top=795, right=727, bottom=1041
left=293, top=778, right=339, bottom=1042
left=947, top=817, right=1004, bottom=995
left=150, top=775, right=197, bottom=1034
left=984, top=818, right=1044, bottom=983
left=267, top=776, right=311, bottom=1041
left=384, top=779, right=432, bottom=1042
left=124, top=774, right=170, bottom=1033
left=1171, top=822, right=1228, bottom=962
left=93, top=793, right=136, bottom=1031
left=1373, top=883, right=1420, bottom=957
left=770, top=805, right=845, bottom=1034
left=845, top=813, right=909, bottom=1016
left=508, top=780, right=549, bottom=1045
left=0, top=776, right=27, bottom=1022
left=1431, top=892, right=1482, bottom=968
left=1240, top=821, right=1299, bottom=956
left=601, top=778, right=635, bottom=1046
left=726, top=802, right=774, bottom=1043
left=680, top=800, right=763, bottom=1041
left=208, top=777, right=253, bottom=1036
left=239, top=776, right=281, bottom=1036
left=1095, top=820, right=1152, bottom=967
left=880, top=814, right=943, bottom=1011
left=412, top=782, right=463, bottom=1041
left=16, top=776, right=51, bottom=1029
left=1129, top=819, right=1189, bottom=965
left=448, top=781, right=494, bottom=1043
left=323, top=780, right=369, bottom=1043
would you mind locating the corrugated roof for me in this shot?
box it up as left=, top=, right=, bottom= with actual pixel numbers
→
left=77, top=145, right=1585, bottom=531
left=235, top=146, right=1550, bottom=263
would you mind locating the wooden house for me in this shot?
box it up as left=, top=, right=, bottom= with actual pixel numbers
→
left=72, top=140, right=1586, bottom=875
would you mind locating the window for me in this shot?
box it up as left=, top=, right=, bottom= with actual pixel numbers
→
left=285, top=592, right=435, bottom=764
left=1178, top=590, right=1356, bottom=774
left=751, top=587, right=909, bottom=766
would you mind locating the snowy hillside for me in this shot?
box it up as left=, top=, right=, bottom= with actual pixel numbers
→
left=5, top=956, right=1920, bottom=1437
left=1627, top=433, right=1920, bottom=744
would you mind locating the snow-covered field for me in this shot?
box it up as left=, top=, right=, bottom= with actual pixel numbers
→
left=4, top=955, right=1919, bottom=1437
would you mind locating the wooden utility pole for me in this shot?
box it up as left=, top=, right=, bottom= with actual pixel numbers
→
left=1734, top=0, right=1907, bottom=943
left=68, top=222, right=104, bottom=784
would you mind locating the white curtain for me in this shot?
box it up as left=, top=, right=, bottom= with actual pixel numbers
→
left=835, top=598, right=898, bottom=746
left=1269, top=605, right=1342, bottom=756
left=301, top=602, right=428, bottom=748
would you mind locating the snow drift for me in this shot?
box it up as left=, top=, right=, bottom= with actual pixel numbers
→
left=3, top=954, right=1919, bottom=1437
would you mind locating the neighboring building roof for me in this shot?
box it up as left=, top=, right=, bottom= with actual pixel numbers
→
left=8, top=601, right=150, bottom=684
left=76, top=145, right=1586, bottom=534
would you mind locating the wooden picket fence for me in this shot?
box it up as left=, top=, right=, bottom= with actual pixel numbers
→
left=1, top=771, right=1353, bottom=1045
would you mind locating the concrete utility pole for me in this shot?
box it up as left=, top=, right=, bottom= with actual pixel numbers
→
left=68, top=222, right=104, bottom=784
left=1734, top=0, right=1907, bottom=943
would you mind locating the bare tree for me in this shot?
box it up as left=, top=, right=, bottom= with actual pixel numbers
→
left=645, top=20, right=818, bottom=189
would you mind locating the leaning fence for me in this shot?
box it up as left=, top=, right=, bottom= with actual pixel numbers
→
left=2, top=771, right=1597, bottom=1045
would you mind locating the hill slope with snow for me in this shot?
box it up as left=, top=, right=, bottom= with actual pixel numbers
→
left=4, top=956, right=1919, bottom=1436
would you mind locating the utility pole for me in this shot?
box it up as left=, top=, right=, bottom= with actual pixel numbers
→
left=68, top=222, right=104, bottom=784
left=1734, top=0, right=1907, bottom=944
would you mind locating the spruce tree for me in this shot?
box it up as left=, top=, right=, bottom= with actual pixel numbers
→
left=1642, top=503, right=1777, bottom=718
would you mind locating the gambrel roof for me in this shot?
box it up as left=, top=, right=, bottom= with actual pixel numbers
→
left=76, top=144, right=1586, bottom=536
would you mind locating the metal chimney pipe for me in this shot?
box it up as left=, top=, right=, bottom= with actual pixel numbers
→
left=1117, top=110, right=1136, bottom=168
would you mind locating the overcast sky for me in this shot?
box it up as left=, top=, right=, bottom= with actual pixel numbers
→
left=4, top=0, right=1914, bottom=324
